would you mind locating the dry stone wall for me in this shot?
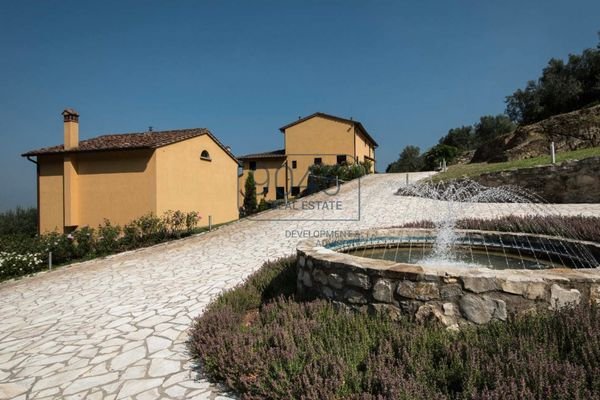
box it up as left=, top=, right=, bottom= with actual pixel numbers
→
left=471, top=157, right=600, bottom=203
left=297, top=241, right=600, bottom=329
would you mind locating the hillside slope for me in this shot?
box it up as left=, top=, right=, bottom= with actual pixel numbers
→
left=473, top=104, right=600, bottom=163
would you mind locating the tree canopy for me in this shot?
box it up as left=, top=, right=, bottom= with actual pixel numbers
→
left=422, top=144, right=459, bottom=171
left=474, top=115, right=515, bottom=143
left=439, top=126, right=475, bottom=151
left=386, top=145, right=424, bottom=173
left=242, top=172, right=258, bottom=216
left=506, top=36, right=600, bottom=124
left=388, top=33, right=600, bottom=172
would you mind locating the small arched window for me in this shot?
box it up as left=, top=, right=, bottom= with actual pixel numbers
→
left=200, top=150, right=211, bottom=161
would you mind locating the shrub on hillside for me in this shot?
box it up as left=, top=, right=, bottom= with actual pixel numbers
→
left=189, top=256, right=600, bottom=400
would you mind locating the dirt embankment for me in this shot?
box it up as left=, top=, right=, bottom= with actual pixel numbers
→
left=472, top=105, right=600, bottom=163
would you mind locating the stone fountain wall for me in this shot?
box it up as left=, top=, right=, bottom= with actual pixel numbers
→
left=297, top=242, right=600, bottom=329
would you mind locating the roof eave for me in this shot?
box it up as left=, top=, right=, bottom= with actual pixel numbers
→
left=279, top=112, right=379, bottom=148
left=238, top=155, right=286, bottom=160
left=20, top=129, right=239, bottom=163
left=21, top=146, right=154, bottom=158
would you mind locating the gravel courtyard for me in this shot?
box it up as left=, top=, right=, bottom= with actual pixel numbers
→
left=1, top=172, right=599, bottom=400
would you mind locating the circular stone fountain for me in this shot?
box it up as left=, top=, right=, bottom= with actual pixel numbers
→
left=296, top=180, right=600, bottom=328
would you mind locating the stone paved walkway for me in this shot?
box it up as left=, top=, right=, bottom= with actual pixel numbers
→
left=1, top=173, right=599, bottom=399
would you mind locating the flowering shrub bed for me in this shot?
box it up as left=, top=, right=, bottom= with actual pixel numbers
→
left=0, top=210, right=201, bottom=282
left=0, top=251, right=44, bottom=280
left=189, top=256, right=600, bottom=400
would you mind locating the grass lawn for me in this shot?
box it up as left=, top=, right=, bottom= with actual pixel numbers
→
left=434, top=146, right=600, bottom=181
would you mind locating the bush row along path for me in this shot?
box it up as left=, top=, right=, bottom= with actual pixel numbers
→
left=1, top=172, right=599, bottom=400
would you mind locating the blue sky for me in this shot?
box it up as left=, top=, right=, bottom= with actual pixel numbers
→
left=0, top=0, right=598, bottom=211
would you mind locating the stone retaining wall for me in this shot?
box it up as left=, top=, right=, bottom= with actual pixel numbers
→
left=471, top=157, right=600, bottom=203
left=297, top=239, right=600, bottom=329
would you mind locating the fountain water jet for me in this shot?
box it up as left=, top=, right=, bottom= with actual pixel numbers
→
left=296, top=178, right=600, bottom=327
left=387, top=179, right=599, bottom=269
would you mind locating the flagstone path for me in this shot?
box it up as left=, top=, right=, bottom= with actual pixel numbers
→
left=1, top=172, right=599, bottom=399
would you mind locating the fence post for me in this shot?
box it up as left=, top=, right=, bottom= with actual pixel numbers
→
left=208, top=215, right=212, bottom=231
left=406, top=173, right=409, bottom=186
left=48, top=251, right=52, bottom=270
left=551, top=142, right=556, bottom=164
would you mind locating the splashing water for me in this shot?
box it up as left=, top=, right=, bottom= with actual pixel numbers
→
left=392, top=179, right=599, bottom=269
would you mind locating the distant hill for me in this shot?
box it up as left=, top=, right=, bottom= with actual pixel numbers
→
left=472, top=104, right=600, bottom=163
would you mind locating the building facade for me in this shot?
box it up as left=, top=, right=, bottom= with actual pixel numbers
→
left=238, top=112, right=377, bottom=203
left=23, top=109, right=240, bottom=233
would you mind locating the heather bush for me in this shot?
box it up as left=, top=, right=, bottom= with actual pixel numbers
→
left=398, top=215, right=600, bottom=243
left=189, top=256, right=600, bottom=400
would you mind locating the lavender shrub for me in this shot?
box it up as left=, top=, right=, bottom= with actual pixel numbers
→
left=189, top=257, right=600, bottom=400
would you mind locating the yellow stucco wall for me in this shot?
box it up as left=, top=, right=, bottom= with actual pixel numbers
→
left=37, top=134, right=238, bottom=232
left=238, top=158, right=287, bottom=203
left=76, top=150, right=157, bottom=228
left=63, top=157, right=80, bottom=227
left=284, top=116, right=356, bottom=192
left=38, top=155, right=64, bottom=233
left=238, top=115, right=377, bottom=200
left=354, top=127, right=376, bottom=172
left=155, top=135, right=239, bottom=226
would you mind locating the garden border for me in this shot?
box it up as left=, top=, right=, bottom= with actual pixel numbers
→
left=297, top=228, right=600, bottom=328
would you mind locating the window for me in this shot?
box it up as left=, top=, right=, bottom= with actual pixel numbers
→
left=249, top=161, right=257, bottom=171
left=276, top=187, right=285, bottom=200
left=292, top=160, right=297, bottom=169
left=314, top=157, right=322, bottom=165
left=263, top=186, right=269, bottom=195
left=337, top=155, right=346, bottom=165
left=291, top=186, right=300, bottom=196
left=200, top=150, right=211, bottom=161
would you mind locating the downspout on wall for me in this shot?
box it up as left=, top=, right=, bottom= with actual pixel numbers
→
left=25, top=156, right=40, bottom=233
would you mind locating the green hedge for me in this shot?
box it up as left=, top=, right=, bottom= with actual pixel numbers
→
left=305, top=161, right=372, bottom=196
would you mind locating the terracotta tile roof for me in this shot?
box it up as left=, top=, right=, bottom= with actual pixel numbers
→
left=22, top=128, right=237, bottom=162
left=237, top=149, right=286, bottom=160
left=279, top=112, right=378, bottom=147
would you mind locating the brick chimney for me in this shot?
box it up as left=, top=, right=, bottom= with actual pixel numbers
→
left=62, top=108, right=80, bottom=229
left=62, top=108, right=79, bottom=150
